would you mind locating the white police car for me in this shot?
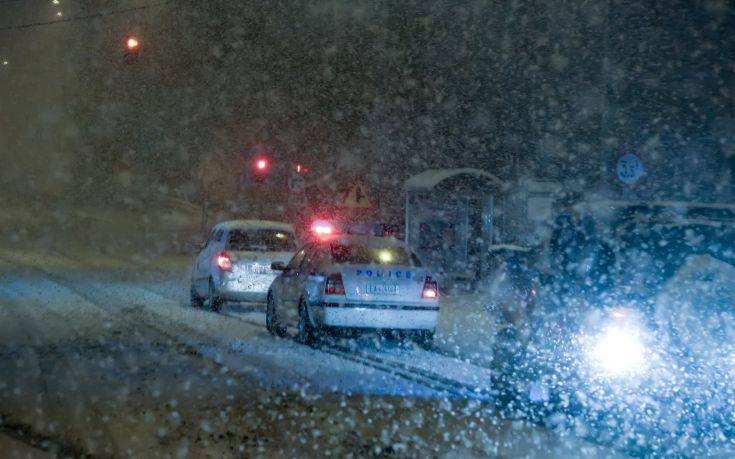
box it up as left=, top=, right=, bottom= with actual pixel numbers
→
left=266, top=232, right=439, bottom=346
left=190, top=220, right=298, bottom=311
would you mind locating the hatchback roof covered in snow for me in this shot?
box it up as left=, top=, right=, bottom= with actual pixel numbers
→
left=217, top=219, right=295, bottom=233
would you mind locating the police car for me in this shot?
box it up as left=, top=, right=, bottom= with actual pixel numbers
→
left=266, top=223, right=439, bottom=346
left=190, top=220, right=298, bottom=311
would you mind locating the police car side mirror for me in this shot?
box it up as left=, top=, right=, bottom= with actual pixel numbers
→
left=271, top=261, right=286, bottom=271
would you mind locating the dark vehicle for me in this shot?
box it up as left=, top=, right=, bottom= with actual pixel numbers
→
left=491, top=202, right=735, bottom=453
left=484, top=245, right=543, bottom=399
left=482, top=247, right=538, bottom=351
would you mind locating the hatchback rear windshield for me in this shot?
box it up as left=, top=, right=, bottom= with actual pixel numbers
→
left=330, top=244, right=421, bottom=266
left=226, top=229, right=296, bottom=252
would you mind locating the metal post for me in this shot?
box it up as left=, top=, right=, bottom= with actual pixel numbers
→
left=200, top=200, right=208, bottom=235
left=404, top=191, right=411, bottom=246
left=463, top=196, right=470, bottom=269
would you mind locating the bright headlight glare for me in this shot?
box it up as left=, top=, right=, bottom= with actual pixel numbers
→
left=589, top=327, right=647, bottom=377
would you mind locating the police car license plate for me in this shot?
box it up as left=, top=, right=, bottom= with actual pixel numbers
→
left=364, top=284, right=399, bottom=295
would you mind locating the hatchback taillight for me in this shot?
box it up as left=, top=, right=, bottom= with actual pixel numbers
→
left=422, top=276, right=438, bottom=299
left=325, top=273, right=345, bottom=295
left=216, top=251, right=232, bottom=271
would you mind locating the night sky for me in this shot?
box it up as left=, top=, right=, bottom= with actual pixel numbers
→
left=2, top=1, right=734, bottom=209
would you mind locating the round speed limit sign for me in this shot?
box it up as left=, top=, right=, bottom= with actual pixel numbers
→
left=288, top=174, right=306, bottom=193
left=615, top=152, right=644, bottom=186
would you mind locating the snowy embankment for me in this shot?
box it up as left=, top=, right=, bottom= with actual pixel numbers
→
left=0, top=201, right=203, bottom=254
left=436, top=292, right=499, bottom=369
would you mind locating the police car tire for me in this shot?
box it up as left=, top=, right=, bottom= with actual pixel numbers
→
left=414, top=330, right=434, bottom=349
left=190, top=284, right=204, bottom=308
left=297, top=300, right=315, bottom=345
left=208, top=279, right=222, bottom=313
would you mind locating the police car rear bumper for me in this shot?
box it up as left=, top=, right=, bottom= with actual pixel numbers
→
left=310, top=302, right=439, bottom=330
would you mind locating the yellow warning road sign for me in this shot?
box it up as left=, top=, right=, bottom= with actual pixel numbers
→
left=342, top=182, right=374, bottom=209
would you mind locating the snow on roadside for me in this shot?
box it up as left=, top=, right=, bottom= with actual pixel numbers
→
left=655, top=254, right=735, bottom=359
left=436, top=291, right=499, bottom=369
left=0, top=433, right=54, bottom=459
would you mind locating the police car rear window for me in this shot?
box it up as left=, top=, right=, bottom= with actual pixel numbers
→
left=330, top=244, right=421, bottom=266
left=226, top=229, right=296, bottom=252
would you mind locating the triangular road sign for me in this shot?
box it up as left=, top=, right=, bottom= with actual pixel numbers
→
left=342, top=182, right=374, bottom=209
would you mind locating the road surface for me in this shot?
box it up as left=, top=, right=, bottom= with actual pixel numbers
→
left=0, top=246, right=619, bottom=457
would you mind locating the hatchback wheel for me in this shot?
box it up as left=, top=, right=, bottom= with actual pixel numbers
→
left=190, top=283, right=204, bottom=308
left=208, top=279, right=223, bottom=313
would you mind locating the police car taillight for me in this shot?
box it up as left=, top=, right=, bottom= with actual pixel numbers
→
left=216, top=251, right=232, bottom=271
left=325, top=273, right=345, bottom=295
left=422, top=276, right=438, bottom=299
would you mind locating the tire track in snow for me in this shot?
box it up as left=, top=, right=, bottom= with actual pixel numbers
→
left=220, top=311, right=494, bottom=401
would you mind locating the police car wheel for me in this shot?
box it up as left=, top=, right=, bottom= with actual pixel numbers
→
left=190, top=284, right=204, bottom=308
left=297, top=300, right=315, bottom=345
left=414, top=330, right=434, bottom=349
left=208, top=279, right=222, bottom=313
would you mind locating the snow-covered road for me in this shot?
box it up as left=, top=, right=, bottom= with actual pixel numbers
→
left=0, top=247, right=621, bottom=457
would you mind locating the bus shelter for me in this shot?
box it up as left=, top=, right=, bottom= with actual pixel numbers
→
left=404, top=168, right=506, bottom=286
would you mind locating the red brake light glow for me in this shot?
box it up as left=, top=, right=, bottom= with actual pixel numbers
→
left=216, top=252, right=232, bottom=271
left=311, top=220, right=334, bottom=237
left=422, top=276, right=438, bottom=299
left=126, top=37, right=139, bottom=49
left=325, top=273, right=345, bottom=295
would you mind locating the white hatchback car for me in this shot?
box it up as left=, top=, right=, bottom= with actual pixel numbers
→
left=190, top=220, right=297, bottom=311
left=267, top=234, right=439, bottom=346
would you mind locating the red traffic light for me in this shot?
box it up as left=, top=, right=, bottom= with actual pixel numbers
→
left=126, top=37, right=139, bottom=50
left=254, top=157, right=269, bottom=172
left=124, top=35, right=140, bottom=64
